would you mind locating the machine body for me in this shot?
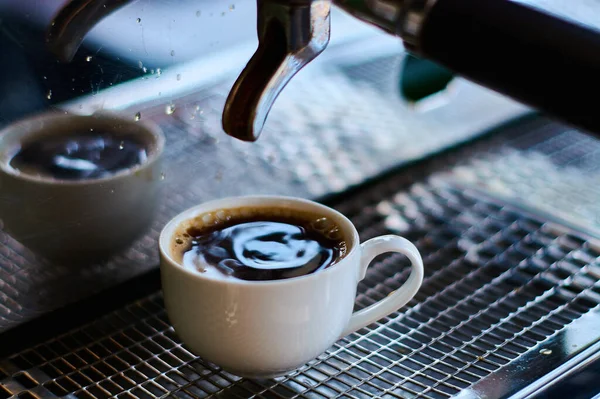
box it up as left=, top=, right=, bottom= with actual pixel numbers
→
left=48, top=0, right=600, bottom=140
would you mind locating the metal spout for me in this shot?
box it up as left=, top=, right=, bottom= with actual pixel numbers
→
left=222, top=0, right=331, bottom=142
left=47, top=0, right=139, bottom=62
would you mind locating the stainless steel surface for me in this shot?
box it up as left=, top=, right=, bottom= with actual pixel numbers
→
left=222, top=0, right=331, bottom=141
left=398, top=0, right=437, bottom=49
left=0, top=35, right=525, bottom=334
left=518, top=343, right=600, bottom=399
left=335, top=0, right=437, bottom=49
left=441, top=122, right=600, bottom=235
left=334, top=0, right=405, bottom=35
left=2, top=136, right=600, bottom=397
left=507, top=340, right=600, bottom=399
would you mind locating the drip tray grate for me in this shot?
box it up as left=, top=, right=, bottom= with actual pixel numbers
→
left=2, top=174, right=600, bottom=398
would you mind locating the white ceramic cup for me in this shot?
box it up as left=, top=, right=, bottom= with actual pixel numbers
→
left=159, top=196, right=424, bottom=378
left=0, top=111, right=165, bottom=262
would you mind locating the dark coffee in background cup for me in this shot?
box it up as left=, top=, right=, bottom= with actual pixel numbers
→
left=10, top=132, right=148, bottom=180
left=174, top=207, right=348, bottom=281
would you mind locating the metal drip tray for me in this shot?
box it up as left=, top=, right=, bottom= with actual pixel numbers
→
left=2, top=116, right=600, bottom=398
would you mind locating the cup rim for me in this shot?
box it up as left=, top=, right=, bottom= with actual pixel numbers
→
left=0, top=111, right=165, bottom=186
left=159, top=195, right=361, bottom=286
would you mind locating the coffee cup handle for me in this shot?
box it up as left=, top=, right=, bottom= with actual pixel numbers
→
left=341, top=235, right=424, bottom=338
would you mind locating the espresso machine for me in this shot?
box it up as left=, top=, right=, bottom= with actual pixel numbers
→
left=47, top=0, right=600, bottom=140
left=1, top=1, right=600, bottom=398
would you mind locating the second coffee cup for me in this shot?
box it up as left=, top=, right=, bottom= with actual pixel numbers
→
left=0, top=111, right=165, bottom=263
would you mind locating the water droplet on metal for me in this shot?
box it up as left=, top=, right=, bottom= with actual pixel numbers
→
left=165, top=104, right=176, bottom=115
left=90, top=128, right=94, bottom=132
left=142, top=67, right=147, bottom=73
left=540, top=349, right=552, bottom=355
left=150, top=69, right=155, bottom=74
left=43, top=76, right=47, bottom=80
left=196, top=10, right=201, bottom=17
left=138, top=60, right=143, bottom=69
left=160, top=172, right=166, bottom=180
left=170, top=50, right=175, bottom=56
left=136, top=17, right=141, bottom=23
left=134, top=112, right=141, bottom=121
left=176, top=74, right=181, bottom=81
left=46, top=90, right=52, bottom=100
left=156, top=68, right=162, bottom=76
left=119, top=141, right=125, bottom=150
left=86, top=55, right=92, bottom=62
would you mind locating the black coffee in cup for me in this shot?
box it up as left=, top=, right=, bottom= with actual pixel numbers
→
left=174, top=207, right=348, bottom=281
left=10, top=133, right=147, bottom=180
